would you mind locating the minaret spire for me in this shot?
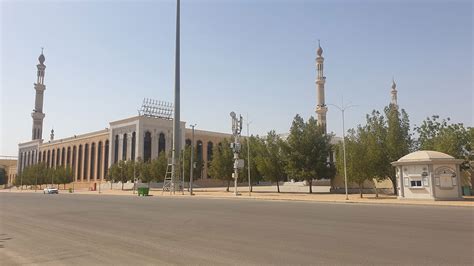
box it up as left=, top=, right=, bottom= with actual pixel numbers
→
left=391, top=77, right=398, bottom=107
left=315, top=41, right=327, bottom=132
left=31, top=48, right=46, bottom=140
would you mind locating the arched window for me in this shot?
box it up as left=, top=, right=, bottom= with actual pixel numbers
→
left=197, top=140, right=203, bottom=162
left=104, top=140, right=109, bottom=178
left=84, top=144, right=89, bottom=180
left=56, top=148, right=60, bottom=167
left=38, top=151, right=42, bottom=163
left=51, top=149, right=55, bottom=168
left=144, top=131, right=152, bottom=162
left=131, top=132, right=136, bottom=161
left=61, top=147, right=65, bottom=166
left=78, top=145, right=82, bottom=181
left=67, top=147, right=71, bottom=166
left=158, top=133, right=166, bottom=154
left=72, top=146, right=77, bottom=181
left=122, top=133, right=127, bottom=161
left=185, top=139, right=191, bottom=147
left=207, top=141, right=213, bottom=161
left=114, top=135, right=119, bottom=163
left=97, top=142, right=102, bottom=180
left=90, top=143, right=95, bottom=180
left=47, top=150, right=51, bottom=168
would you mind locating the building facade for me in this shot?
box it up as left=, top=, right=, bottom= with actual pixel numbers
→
left=16, top=52, right=232, bottom=187
left=392, top=151, right=463, bottom=200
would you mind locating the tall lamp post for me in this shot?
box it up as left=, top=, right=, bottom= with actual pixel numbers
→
left=329, top=99, right=356, bottom=201
left=246, top=116, right=252, bottom=196
left=189, top=124, right=196, bottom=195
left=171, top=0, right=181, bottom=193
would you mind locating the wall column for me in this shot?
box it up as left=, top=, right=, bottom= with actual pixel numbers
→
left=118, top=134, right=123, bottom=162
left=73, top=147, right=78, bottom=182
left=86, top=144, right=91, bottom=183
left=151, top=131, right=158, bottom=160
left=80, top=145, right=85, bottom=182
left=127, top=133, right=132, bottom=160
left=100, top=141, right=105, bottom=180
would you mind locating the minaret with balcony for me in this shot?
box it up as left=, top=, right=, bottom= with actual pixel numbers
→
left=315, top=41, right=328, bottom=132
left=31, top=49, right=46, bottom=140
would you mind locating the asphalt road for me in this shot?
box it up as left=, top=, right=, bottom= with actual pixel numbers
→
left=1, top=193, right=473, bottom=265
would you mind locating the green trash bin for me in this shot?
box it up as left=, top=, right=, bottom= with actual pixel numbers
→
left=462, top=186, right=471, bottom=196
left=138, top=187, right=149, bottom=196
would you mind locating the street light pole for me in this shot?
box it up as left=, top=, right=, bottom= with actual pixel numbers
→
left=341, top=108, right=348, bottom=200
left=246, top=117, right=252, bottom=196
left=329, top=99, right=356, bottom=201
left=171, top=0, right=181, bottom=194
left=190, top=124, right=196, bottom=195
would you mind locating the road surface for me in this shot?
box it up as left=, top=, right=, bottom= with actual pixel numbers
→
left=1, top=192, right=473, bottom=265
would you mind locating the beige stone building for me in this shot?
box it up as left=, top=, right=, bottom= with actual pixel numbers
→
left=0, top=157, right=17, bottom=187
left=392, top=151, right=463, bottom=200
left=16, top=52, right=232, bottom=188
left=16, top=45, right=399, bottom=193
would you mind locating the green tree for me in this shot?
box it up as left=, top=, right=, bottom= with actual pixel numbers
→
left=285, top=115, right=333, bottom=193
left=240, top=136, right=263, bottom=191
left=255, top=131, right=286, bottom=192
left=415, top=115, right=473, bottom=186
left=108, top=161, right=128, bottom=190
left=336, top=111, right=393, bottom=198
left=209, top=138, right=234, bottom=191
left=415, top=116, right=472, bottom=161
left=150, top=152, right=168, bottom=185
left=140, top=161, right=153, bottom=188
left=338, top=128, right=368, bottom=197
left=106, top=163, right=118, bottom=189
left=56, top=166, right=73, bottom=189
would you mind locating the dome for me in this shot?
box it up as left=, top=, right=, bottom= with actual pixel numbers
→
left=38, top=53, right=45, bottom=64
left=397, top=150, right=454, bottom=162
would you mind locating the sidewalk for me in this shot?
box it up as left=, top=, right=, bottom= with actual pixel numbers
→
left=3, top=187, right=473, bottom=207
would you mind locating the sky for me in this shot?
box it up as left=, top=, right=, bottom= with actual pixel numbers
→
left=1, top=0, right=472, bottom=156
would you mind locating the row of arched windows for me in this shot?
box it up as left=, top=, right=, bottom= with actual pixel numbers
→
left=20, top=140, right=109, bottom=182
left=114, top=132, right=137, bottom=163
left=142, top=131, right=166, bottom=162
left=185, top=139, right=214, bottom=162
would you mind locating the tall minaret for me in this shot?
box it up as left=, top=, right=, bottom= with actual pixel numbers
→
left=315, top=41, right=328, bottom=132
left=391, top=78, right=398, bottom=107
left=31, top=49, right=46, bottom=140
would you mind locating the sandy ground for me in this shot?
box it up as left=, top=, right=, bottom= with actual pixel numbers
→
left=3, top=186, right=473, bottom=207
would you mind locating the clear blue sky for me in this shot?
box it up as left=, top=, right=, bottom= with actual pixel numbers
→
left=1, top=0, right=472, bottom=156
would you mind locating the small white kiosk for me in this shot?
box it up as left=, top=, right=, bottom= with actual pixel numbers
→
left=392, top=151, right=463, bottom=200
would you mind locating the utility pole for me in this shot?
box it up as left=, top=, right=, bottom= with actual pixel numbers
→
left=189, top=124, right=196, bottom=195
left=230, top=112, right=243, bottom=196
left=246, top=116, right=252, bottom=196
left=329, top=98, right=356, bottom=201
left=182, top=151, right=185, bottom=195
left=171, top=0, right=181, bottom=193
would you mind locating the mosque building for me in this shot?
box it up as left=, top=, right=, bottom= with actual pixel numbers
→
left=15, top=43, right=397, bottom=192
left=16, top=51, right=232, bottom=188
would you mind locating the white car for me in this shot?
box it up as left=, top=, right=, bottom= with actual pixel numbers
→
left=43, top=187, right=59, bottom=194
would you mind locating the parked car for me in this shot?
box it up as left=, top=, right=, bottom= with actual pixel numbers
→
left=43, top=187, right=59, bottom=194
